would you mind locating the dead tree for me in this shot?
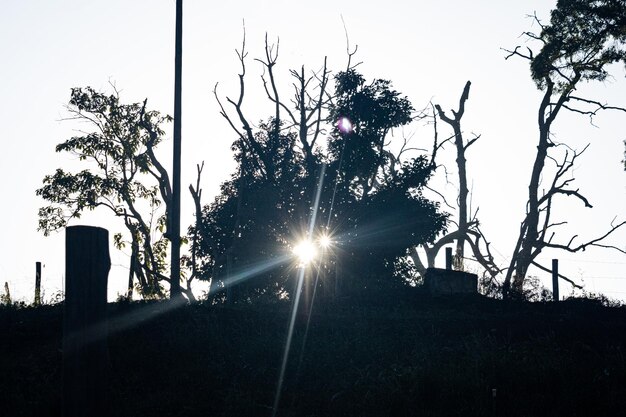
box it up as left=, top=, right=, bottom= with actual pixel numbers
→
left=410, top=81, right=502, bottom=284
left=502, top=4, right=626, bottom=297
left=215, top=31, right=332, bottom=181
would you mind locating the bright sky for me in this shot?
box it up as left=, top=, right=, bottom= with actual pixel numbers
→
left=1, top=0, right=624, bottom=303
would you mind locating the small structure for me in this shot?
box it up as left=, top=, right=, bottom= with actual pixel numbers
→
left=424, top=268, right=478, bottom=296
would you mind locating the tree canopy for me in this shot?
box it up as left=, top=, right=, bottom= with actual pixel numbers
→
left=37, top=87, right=174, bottom=298
left=193, top=67, right=447, bottom=301
left=530, top=0, right=626, bottom=89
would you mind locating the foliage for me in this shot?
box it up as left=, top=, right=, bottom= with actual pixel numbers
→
left=195, top=68, right=446, bottom=300
left=325, top=70, right=447, bottom=287
left=36, top=87, right=172, bottom=297
left=530, top=0, right=626, bottom=89
left=565, top=292, right=624, bottom=308
left=187, top=118, right=304, bottom=294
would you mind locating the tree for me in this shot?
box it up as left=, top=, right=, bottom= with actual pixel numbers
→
left=326, top=69, right=447, bottom=289
left=409, top=81, right=502, bottom=288
left=503, top=0, right=626, bottom=297
left=193, top=37, right=446, bottom=301
left=37, top=87, right=195, bottom=300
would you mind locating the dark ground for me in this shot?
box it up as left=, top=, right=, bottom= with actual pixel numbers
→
left=2, top=289, right=626, bottom=417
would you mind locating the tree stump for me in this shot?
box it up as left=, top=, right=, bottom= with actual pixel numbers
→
left=63, top=226, right=110, bottom=417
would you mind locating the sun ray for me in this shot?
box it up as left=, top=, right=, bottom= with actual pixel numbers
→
left=272, top=164, right=326, bottom=416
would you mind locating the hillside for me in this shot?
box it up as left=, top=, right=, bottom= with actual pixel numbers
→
left=2, top=290, right=626, bottom=417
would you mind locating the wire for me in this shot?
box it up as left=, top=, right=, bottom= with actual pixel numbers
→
left=554, top=258, right=626, bottom=265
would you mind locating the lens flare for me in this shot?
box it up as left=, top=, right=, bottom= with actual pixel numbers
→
left=337, top=116, right=353, bottom=134
left=318, top=234, right=332, bottom=248
left=293, top=240, right=317, bottom=265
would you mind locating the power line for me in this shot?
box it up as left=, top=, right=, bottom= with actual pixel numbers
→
left=585, top=276, right=626, bottom=280
left=557, top=259, right=626, bottom=265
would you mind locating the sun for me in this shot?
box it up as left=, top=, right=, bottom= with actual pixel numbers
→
left=293, top=240, right=318, bottom=265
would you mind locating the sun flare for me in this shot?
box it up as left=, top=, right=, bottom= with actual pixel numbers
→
left=293, top=240, right=317, bottom=265
left=318, top=234, right=332, bottom=249
left=337, top=116, right=353, bottom=134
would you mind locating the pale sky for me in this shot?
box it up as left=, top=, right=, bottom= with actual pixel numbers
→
left=1, top=0, right=625, bottom=303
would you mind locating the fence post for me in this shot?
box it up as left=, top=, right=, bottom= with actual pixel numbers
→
left=445, top=247, right=453, bottom=270
left=35, top=262, right=42, bottom=306
left=63, top=226, right=110, bottom=417
left=552, top=259, right=559, bottom=302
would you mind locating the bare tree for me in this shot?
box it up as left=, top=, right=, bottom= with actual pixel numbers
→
left=410, top=82, right=502, bottom=284
left=214, top=31, right=332, bottom=181
left=502, top=1, right=626, bottom=297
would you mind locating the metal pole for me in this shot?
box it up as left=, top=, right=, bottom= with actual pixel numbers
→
left=170, top=0, right=183, bottom=299
left=552, top=259, right=559, bottom=302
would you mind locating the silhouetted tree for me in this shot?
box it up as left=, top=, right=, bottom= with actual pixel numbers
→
left=326, top=69, right=447, bottom=289
left=503, top=0, right=626, bottom=297
left=410, top=82, right=502, bottom=286
left=36, top=87, right=195, bottom=300
left=194, top=37, right=446, bottom=301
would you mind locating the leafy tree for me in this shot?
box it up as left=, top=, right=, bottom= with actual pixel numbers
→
left=195, top=39, right=446, bottom=301
left=36, top=87, right=192, bottom=299
left=192, top=120, right=307, bottom=300
left=503, top=0, right=626, bottom=297
left=325, top=69, right=446, bottom=289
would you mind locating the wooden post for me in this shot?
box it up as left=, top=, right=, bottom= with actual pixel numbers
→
left=34, top=262, right=42, bottom=306
left=552, top=259, right=559, bottom=302
left=445, top=247, right=453, bottom=270
left=63, top=226, right=110, bottom=417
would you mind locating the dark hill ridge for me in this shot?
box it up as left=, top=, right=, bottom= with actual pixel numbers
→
left=2, top=291, right=626, bottom=416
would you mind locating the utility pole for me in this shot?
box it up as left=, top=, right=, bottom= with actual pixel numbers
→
left=170, top=0, right=183, bottom=299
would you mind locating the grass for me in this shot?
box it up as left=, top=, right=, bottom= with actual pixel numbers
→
left=1, top=288, right=626, bottom=416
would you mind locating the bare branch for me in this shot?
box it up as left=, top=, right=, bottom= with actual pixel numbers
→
left=341, top=15, right=361, bottom=70
left=502, top=46, right=533, bottom=61
left=541, top=220, right=626, bottom=254
left=530, top=261, right=583, bottom=290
